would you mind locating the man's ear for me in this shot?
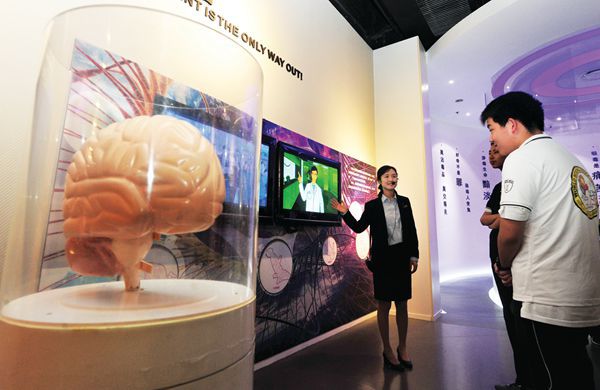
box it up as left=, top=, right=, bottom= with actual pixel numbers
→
left=507, top=118, right=521, bottom=135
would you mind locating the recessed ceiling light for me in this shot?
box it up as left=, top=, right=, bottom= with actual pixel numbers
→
left=448, top=80, right=455, bottom=85
left=465, top=112, right=471, bottom=117
left=505, top=86, right=510, bottom=90
left=556, top=117, right=562, bottom=121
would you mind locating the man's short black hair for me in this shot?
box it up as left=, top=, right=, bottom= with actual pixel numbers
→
left=309, top=166, right=318, bottom=174
left=480, top=91, right=544, bottom=133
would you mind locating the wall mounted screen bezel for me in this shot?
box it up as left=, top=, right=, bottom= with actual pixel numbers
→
left=259, top=134, right=276, bottom=219
left=276, top=141, right=341, bottom=226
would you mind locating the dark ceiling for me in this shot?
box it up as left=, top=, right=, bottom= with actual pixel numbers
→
left=330, top=0, right=492, bottom=50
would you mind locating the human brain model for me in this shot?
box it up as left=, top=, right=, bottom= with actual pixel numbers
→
left=63, top=115, right=225, bottom=290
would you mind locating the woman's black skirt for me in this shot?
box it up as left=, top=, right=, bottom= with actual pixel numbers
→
left=372, top=242, right=412, bottom=301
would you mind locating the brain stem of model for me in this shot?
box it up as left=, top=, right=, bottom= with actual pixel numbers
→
left=64, top=115, right=225, bottom=291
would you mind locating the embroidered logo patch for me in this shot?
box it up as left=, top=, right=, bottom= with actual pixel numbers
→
left=503, top=179, right=514, bottom=193
left=571, top=166, right=598, bottom=219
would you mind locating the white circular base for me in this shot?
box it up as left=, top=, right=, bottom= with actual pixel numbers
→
left=0, top=280, right=256, bottom=389
left=2, top=279, right=251, bottom=325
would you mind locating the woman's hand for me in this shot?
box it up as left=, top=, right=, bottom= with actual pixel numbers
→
left=410, top=259, right=418, bottom=274
left=330, top=198, right=348, bottom=214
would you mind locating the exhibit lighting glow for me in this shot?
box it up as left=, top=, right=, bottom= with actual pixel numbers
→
left=488, top=287, right=502, bottom=308
left=147, top=151, right=155, bottom=197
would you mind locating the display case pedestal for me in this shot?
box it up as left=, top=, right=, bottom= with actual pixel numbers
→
left=0, top=280, right=255, bottom=389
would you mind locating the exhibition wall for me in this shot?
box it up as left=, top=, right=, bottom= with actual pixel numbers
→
left=373, top=38, right=441, bottom=320
left=0, top=0, right=387, bottom=374
left=255, top=119, right=378, bottom=361
left=0, top=0, right=376, bottom=299
left=429, top=120, right=600, bottom=283
left=427, top=0, right=600, bottom=282
left=430, top=119, right=499, bottom=282
left=0, top=0, right=435, bottom=370
left=8, top=0, right=597, bottom=371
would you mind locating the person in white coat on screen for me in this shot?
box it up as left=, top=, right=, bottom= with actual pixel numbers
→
left=298, top=166, right=324, bottom=213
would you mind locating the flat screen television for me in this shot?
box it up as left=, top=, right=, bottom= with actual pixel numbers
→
left=276, top=142, right=341, bottom=225
left=153, top=95, right=257, bottom=218
left=259, top=134, right=276, bottom=219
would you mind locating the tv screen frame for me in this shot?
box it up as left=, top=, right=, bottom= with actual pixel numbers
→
left=259, top=134, right=276, bottom=219
left=276, top=141, right=341, bottom=225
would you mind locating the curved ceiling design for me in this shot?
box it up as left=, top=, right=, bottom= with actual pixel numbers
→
left=426, top=0, right=600, bottom=131
left=491, top=26, right=600, bottom=133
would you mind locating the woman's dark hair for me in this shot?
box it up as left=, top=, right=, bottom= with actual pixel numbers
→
left=479, top=91, right=544, bottom=133
left=376, top=165, right=397, bottom=192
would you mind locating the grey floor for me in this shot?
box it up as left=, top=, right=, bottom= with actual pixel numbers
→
left=254, top=276, right=600, bottom=390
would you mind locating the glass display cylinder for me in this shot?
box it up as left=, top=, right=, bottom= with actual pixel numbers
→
left=0, top=6, right=262, bottom=389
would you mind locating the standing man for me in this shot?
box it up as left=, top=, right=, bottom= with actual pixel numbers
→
left=480, top=144, right=531, bottom=390
left=481, top=91, right=600, bottom=390
left=298, top=166, right=324, bottom=213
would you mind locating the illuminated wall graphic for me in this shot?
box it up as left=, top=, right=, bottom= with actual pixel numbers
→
left=430, top=125, right=500, bottom=282
left=39, top=40, right=256, bottom=290
left=255, top=120, right=377, bottom=361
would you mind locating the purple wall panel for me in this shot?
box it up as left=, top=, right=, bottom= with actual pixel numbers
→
left=255, top=120, right=378, bottom=362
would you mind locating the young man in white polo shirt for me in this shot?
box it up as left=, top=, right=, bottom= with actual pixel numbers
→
left=480, top=91, right=600, bottom=390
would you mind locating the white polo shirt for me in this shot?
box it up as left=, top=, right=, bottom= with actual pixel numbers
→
left=499, top=134, right=600, bottom=327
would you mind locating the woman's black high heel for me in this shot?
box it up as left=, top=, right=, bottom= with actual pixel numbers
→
left=397, top=347, right=413, bottom=370
left=383, top=353, right=404, bottom=371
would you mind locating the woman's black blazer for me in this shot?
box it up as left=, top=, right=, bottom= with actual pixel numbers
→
left=342, top=193, right=419, bottom=262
